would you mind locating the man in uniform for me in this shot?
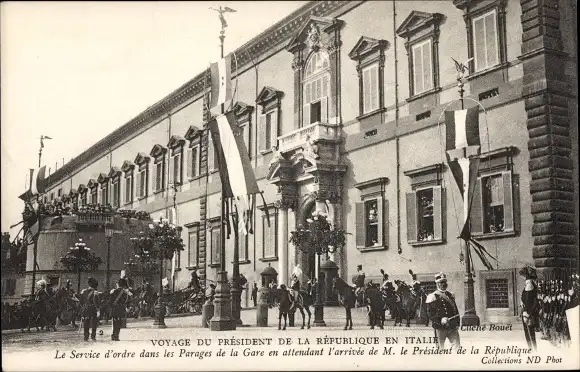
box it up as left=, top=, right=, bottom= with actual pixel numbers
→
left=353, top=265, right=366, bottom=306
left=426, top=273, right=461, bottom=350
left=79, top=277, right=100, bottom=341
left=109, top=278, right=131, bottom=341
left=35, top=279, right=52, bottom=330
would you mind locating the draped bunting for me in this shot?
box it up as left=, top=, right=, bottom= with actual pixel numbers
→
left=445, top=106, right=497, bottom=270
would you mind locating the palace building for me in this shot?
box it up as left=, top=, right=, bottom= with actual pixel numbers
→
left=13, top=0, right=578, bottom=322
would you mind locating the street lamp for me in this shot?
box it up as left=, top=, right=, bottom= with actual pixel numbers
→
left=289, top=210, right=348, bottom=327
left=105, top=227, right=113, bottom=292
left=60, top=238, right=102, bottom=294
left=131, top=217, right=184, bottom=328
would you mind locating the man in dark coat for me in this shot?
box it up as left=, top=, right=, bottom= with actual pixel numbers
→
left=519, top=266, right=539, bottom=351
left=426, top=272, right=461, bottom=350
left=251, top=283, right=258, bottom=307
left=109, top=278, right=131, bottom=341
left=277, top=284, right=292, bottom=330
left=79, top=277, right=100, bottom=341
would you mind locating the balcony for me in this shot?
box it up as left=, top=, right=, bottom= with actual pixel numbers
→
left=277, top=122, right=340, bottom=154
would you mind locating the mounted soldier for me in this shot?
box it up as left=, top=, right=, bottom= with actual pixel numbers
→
left=353, top=265, right=366, bottom=306
left=289, top=264, right=303, bottom=306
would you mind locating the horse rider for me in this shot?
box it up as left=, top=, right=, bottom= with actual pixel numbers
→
left=290, top=264, right=303, bottom=304
left=353, top=265, right=366, bottom=305
left=426, top=272, right=461, bottom=350
left=79, top=277, right=101, bottom=341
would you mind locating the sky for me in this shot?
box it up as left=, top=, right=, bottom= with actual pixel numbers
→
left=1, top=1, right=307, bottom=236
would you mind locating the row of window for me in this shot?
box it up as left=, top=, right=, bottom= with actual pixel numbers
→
left=357, top=169, right=516, bottom=250
left=185, top=207, right=279, bottom=268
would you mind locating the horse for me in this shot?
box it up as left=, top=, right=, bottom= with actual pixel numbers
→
left=392, top=280, right=422, bottom=327
left=364, top=282, right=385, bottom=330
left=269, top=285, right=292, bottom=330
left=53, top=288, right=80, bottom=328
left=381, top=284, right=405, bottom=326
left=410, top=281, right=429, bottom=326
left=288, top=279, right=313, bottom=329
left=332, top=277, right=356, bottom=330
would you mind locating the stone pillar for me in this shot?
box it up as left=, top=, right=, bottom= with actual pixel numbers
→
left=519, top=0, right=578, bottom=277
left=278, top=207, right=289, bottom=286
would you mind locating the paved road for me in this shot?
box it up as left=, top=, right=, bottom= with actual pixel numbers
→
left=2, top=307, right=576, bottom=371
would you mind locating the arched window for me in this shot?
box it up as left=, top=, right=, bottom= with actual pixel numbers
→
left=303, top=50, right=330, bottom=127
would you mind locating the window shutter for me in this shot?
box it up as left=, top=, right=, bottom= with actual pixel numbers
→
left=189, top=231, right=198, bottom=267
left=382, top=199, right=389, bottom=247
left=186, top=147, right=193, bottom=179
left=258, top=114, right=267, bottom=152
left=303, top=103, right=311, bottom=127
left=320, top=96, right=328, bottom=124
left=168, top=156, right=174, bottom=186
left=355, top=202, right=365, bottom=247
left=208, top=135, right=215, bottom=170
left=413, top=46, right=423, bottom=94
left=502, top=171, right=514, bottom=232
left=136, top=172, right=142, bottom=198
left=363, top=68, right=370, bottom=112
left=473, top=17, right=486, bottom=71
left=470, top=178, right=484, bottom=235
left=433, top=186, right=445, bottom=241
left=271, top=110, right=279, bottom=148
left=422, top=42, right=432, bottom=91
left=152, top=163, right=158, bottom=192
left=485, top=12, right=498, bottom=67
left=406, top=192, right=417, bottom=242
left=370, top=65, right=378, bottom=111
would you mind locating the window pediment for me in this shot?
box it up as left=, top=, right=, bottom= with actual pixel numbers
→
left=68, top=189, right=78, bottom=197
left=168, top=135, right=186, bottom=149
left=78, top=184, right=87, bottom=194
left=134, top=152, right=150, bottom=165
left=404, top=163, right=444, bottom=189
left=348, top=37, right=389, bottom=61
left=286, top=16, right=344, bottom=53
left=256, top=86, right=283, bottom=113
left=87, top=179, right=97, bottom=189
left=121, top=160, right=135, bottom=173
left=232, top=102, right=255, bottom=124
left=150, top=144, right=168, bottom=158
left=108, top=166, right=122, bottom=179
left=184, top=125, right=202, bottom=141
left=97, top=173, right=109, bottom=184
left=396, top=11, right=443, bottom=39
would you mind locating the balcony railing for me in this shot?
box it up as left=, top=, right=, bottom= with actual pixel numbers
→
left=277, top=122, right=340, bottom=154
left=75, top=212, right=114, bottom=226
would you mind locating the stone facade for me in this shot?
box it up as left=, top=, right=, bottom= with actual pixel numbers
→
left=15, top=0, right=577, bottom=320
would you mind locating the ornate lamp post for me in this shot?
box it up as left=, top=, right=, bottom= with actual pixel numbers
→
left=131, top=217, right=184, bottom=328
left=60, top=238, right=102, bottom=294
left=290, top=211, right=348, bottom=327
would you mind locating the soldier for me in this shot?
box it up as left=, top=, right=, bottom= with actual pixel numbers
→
left=35, top=279, right=50, bottom=330
left=353, top=265, right=366, bottom=306
left=79, top=277, right=100, bottom=341
left=109, top=278, right=131, bottom=341
left=426, top=273, right=461, bottom=350
left=519, top=266, right=539, bottom=350
left=251, top=283, right=258, bottom=307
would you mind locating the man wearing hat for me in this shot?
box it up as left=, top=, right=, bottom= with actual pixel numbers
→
left=519, top=266, right=539, bottom=351
left=109, top=277, right=131, bottom=341
left=79, top=277, right=101, bottom=341
left=426, top=272, right=461, bottom=350
left=35, top=279, right=51, bottom=330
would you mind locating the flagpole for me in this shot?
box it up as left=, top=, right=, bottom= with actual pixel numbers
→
left=210, top=5, right=235, bottom=331
left=456, top=74, right=480, bottom=327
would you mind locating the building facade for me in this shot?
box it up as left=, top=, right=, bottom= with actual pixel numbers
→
left=21, top=0, right=578, bottom=321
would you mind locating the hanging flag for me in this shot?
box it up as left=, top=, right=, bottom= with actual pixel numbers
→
left=40, top=135, right=52, bottom=149
left=209, top=54, right=233, bottom=114
left=28, top=166, right=48, bottom=197
left=208, top=111, right=259, bottom=199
